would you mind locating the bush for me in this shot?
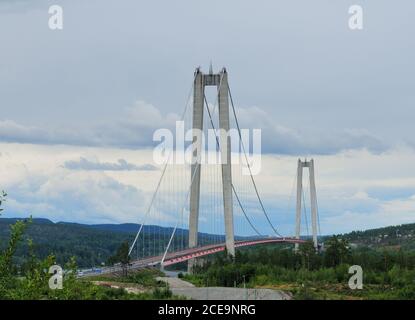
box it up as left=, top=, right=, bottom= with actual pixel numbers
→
left=153, top=286, right=172, bottom=299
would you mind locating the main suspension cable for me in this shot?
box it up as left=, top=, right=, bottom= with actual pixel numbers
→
left=227, top=83, right=283, bottom=237
left=204, top=94, right=262, bottom=237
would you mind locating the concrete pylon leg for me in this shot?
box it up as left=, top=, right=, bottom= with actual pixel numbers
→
left=218, top=69, right=235, bottom=257
left=309, top=159, right=318, bottom=250
left=295, top=159, right=303, bottom=252
left=188, top=69, right=204, bottom=272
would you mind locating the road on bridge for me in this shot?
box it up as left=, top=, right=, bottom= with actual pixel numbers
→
left=78, top=237, right=304, bottom=278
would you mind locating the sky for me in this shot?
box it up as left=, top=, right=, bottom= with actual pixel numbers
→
left=0, top=0, right=414, bottom=235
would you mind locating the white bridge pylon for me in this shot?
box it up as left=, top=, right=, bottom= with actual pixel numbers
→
left=189, top=67, right=235, bottom=260
left=295, top=159, right=319, bottom=251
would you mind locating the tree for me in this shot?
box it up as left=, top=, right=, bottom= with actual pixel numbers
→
left=324, top=236, right=351, bottom=267
left=299, top=240, right=318, bottom=270
left=108, top=241, right=131, bottom=276
left=0, top=191, right=32, bottom=298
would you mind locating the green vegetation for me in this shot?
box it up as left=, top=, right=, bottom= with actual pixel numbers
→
left=183, top=239, right=415, bottom=300
left=0, top=218, right=226, bottom=268
left=2, top=188, right=415, bottom=300
left=341, top=222, right=415, bottom=251
left=90, top=268, right=165, bottom=287
left=108, top=241, right=131, bottom=276
left=0, top=218, right=135, bottom=268
left=86, top=268, right=176, bottom=300
left=0, top=191, right=178, bottom=300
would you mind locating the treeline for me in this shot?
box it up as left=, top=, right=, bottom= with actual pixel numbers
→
left=0, top=218, right=227, bottom=268
left=340, top=222, right=415, bottom=250
left=0, top=193, right=177, bottom=300
left=0, top=218, right=134, bottom=268
left=184, top=238, right=415, bottom=299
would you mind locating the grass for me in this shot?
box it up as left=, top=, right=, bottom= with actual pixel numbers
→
left=84, top=268, right=189, bottom=300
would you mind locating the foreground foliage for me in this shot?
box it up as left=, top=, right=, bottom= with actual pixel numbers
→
left=184, top=240, right=415, bottom=300
left=0, top=192, right=175, bottom=300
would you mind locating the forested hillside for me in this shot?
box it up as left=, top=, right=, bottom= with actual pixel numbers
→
left=0, top=218, right=225, bottom=268
left=1, top=217, right=415, bottom=269
left=340, top=223, right=415, bottom=251
left=0, top=218, right=134, bottom=267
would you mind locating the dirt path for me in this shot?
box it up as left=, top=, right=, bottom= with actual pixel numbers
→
left=156, top=276, right=195, bottom=288
left=91, top=281, right=147, bottom=294
left=156, top=277, right=292, bottom=300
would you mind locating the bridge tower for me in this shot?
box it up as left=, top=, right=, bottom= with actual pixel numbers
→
left=189, top=67, right=235, bottom=269
left=295, top=159, right=319, bottom=251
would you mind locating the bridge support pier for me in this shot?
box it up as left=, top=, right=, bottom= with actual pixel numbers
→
left=188, top=67, right=235, bottom=272
left=295, top=159, right=319, bottom=251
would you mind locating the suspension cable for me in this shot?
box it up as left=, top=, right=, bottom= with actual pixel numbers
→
left=161, top=155, right=202, bottom=265
left=302, top=187, right=309, bottom=236
left=315, top=184, right=322, bottom=236
left=204, top=95, right=262, bottom=237
left=227, top=83, right=283, bottom=237
left=128, top=75, right=196, bottom=256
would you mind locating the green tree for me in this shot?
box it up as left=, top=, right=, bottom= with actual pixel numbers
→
left=299, top=240, right=318, bottom=270
left=108, top=241, right=131, bottom=276
left=0, top=192, right=31, bottom=298
left=324, top=236, right=351, bottom=267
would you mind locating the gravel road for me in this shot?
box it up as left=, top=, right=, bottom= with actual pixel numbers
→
left=156, top=277, right=292, bottom=300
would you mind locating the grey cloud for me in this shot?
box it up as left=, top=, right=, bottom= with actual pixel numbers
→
left=6, top=170, right=148, bottom=224
left=64, top=157, right=157, bottom=171
left=0, top=102, right=394, bottom=155
left=0, top=119, right=98, bottom=146
left=234, top=106, right=388, bottom=155
left=263, top=127, right=386, bottom=155
left=0, top=0, right=414, bottom=155
left=0, top=101, right=178, bottom=149
left=0, top=0, right=46, bottom=13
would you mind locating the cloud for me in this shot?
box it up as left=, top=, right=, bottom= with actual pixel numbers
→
left=1, top=0, right=414, bottom=160
left=0, top=102, right=396, bottom=156
left=0, top=119, right=97, bottom=146
left=0, top=0, right=48, bottom=15
left=63, top=157, right=157, bottom=171
left=0, top=120, right=49, bottom=143
left=6, top=171, right=147, bottom=224
left=0, top=143, right=175, bottom=225
left=0, top=101, right=179, bottom=149
left=322, top=194, right=415, bottom=234
left=1, top=142, right=415, bottom=233
left=235, top=106, right=387, bottom=155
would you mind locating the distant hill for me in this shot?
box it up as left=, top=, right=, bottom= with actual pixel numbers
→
left=87, top=223, right=179, bottom=234
left=340, top=223, right=415, bottom=251
left=0, top=218, right=135, bottom=268
left=87, top=223, right=143, bottom=233
left=2, top=217, right=415, bottom=268
left=0, top=218, right=54, bottom=225
left=0, top=218, right=225, bottom=268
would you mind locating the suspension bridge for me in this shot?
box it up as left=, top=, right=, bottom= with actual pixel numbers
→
left=79, top=67, right=321, bottom=277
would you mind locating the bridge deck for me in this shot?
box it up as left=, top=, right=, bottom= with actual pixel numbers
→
left=78, top=237, right=305, bottom=277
